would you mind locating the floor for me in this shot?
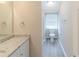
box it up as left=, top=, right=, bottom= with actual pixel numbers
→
left=42, top=39, right=65, bottom=57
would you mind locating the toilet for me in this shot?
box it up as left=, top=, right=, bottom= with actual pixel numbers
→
left=49, top=33, right=55, bottom=43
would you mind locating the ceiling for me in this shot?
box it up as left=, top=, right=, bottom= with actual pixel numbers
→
left=42, top=1, right=61, bottom=13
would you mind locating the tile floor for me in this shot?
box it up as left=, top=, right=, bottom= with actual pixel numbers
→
left=42, top=39, right=65, bottom=57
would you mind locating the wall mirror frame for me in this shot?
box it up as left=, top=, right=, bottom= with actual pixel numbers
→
left=0, top=1, right=13, bottom=43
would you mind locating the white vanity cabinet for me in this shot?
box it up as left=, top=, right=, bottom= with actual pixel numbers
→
left=10, top=39, right=29, bottom=57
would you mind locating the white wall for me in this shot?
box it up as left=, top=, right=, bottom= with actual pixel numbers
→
left=58, top=2, right=74, bottom=56
left=58, top=2, right=79, bottom=56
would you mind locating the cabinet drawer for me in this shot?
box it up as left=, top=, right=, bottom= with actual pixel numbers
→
left=10, top=39, right=29, bottom=57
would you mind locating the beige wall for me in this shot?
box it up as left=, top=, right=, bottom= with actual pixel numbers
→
left=72, top=2, right=79, bottom=56
left=14, top=1, right=42, bottom=57
left=58, top=2, right=79, bottom=56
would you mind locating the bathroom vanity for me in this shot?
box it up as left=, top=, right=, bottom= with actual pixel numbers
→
left=0, top=35, right=29, bottom=57
left=10, top=36, right=29, bottom=57
left=0, top=2, right=30, bottom=57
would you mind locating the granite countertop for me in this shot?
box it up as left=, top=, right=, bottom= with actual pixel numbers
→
left=0, top=35, right=14, bottom=44
left=0, top=35, right=29, bottom=57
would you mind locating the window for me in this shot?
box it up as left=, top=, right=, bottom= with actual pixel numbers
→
left=45, top=14, right=58, bottom=29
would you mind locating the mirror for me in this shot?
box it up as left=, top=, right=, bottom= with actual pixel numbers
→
left=0, top=1, right=13, bottom=42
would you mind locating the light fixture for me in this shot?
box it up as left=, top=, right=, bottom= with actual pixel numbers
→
left=47, top=1, right=55, bottom=7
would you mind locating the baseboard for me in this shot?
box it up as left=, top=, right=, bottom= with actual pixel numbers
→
left=58, top=40, right=68, bottom=57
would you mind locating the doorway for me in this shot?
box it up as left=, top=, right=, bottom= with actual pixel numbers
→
left=43, top=13, right=58, bottom=42
left=42, top=13, right=60, bottom=57
left=41, top=1, right=64, bottom=57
